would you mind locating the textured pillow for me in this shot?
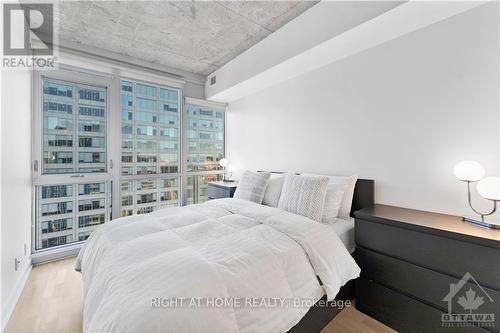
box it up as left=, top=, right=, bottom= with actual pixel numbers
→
left=278, top=174, right=329, bottom=222
left=233, top=171, right=271, bottom=203
left=303, top=173, right=358, bottom=220
left=262, top=174, right=286, bottom=207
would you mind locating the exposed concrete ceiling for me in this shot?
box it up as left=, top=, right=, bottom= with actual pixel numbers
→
left=55, top=1, right=318, bottom=76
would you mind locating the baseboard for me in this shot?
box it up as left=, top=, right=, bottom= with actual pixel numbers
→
left=1, top=262, right=32, bottom=332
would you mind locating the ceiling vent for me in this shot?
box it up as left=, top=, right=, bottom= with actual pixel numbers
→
left=210, top=76, right=216, bottom=85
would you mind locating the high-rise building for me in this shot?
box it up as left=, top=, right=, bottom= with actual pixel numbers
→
left=120, top=177, right=179, bottom=217
left=186, top=105, right=225, bottom=172
left=42, top=79, right=107, bottom=174
left=120, top=80, right=180, bottom=177
left=120, top=80, right=181, bottom=216
left=36, top=182, right=111, bottom=249
left=37, top=78, right=111, bottom=250
left=185, top=104, right=225, bottom=204
left=35, top=77, right=225, bottom=250
left=186, top=174, right=222, bottom=205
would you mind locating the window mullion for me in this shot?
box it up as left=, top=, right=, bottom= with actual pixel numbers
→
left=181, top=94, right=187, bottom=206
left=72, top=180, right=77, bottom=245
left=156, top=87, right=160, bottom=210
left=73, top=82, right=77, bottom=173
left=109, top=75, right=122, bottom=220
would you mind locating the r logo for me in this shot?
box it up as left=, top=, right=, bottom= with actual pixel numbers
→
left=3, top=3, right=53, bottom=56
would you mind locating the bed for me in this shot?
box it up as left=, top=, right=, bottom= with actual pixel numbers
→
left=289, top=179, right=374, bottom=333
left=76, top=178, right=374, bottom=333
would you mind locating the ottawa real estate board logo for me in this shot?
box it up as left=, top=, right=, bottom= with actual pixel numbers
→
left=2, top=2, right=57, bottom=69
left=442, top=272, right=495, bottom=329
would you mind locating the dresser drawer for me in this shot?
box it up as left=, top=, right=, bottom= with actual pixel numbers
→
left=356, top=277, right=489, bottom=333
left=355, top=218, right=500, bottom=291
left=356, top=247, right=500, bottom=332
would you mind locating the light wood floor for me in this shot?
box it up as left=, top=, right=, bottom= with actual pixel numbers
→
left=5, top=257, right=395, bottom=333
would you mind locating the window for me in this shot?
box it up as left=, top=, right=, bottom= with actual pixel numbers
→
left=42, top=78, right=107, bottom=174
left=186, top=104, right=225, bottom=172
left=34, top=70, right=226, bottom=254
left=120, top=80, right=181, bottom=216
left=35, top=181, right=112, bottom=250
left=185, top=100, right=225, bottom=204
left=120, top=80, right=180, bottom=176
left=34, top=75, right=112, bottom=251
left=120, top=177, right=179, bottom=216
left=186, top=174, right=222, bottom=205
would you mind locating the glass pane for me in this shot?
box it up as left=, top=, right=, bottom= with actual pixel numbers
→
left=186, top=105, right=224, bottom=172
left=186, top=174, right=223, bottom=205
left=120, top=80, right=180, bottom=176
left=42, top=78, right=107, bottom=174
left=159, top=177, right=179, bottom=209
left=120, top=177, right=180, bottom=216
left=35, top=181, right=112, bottom=250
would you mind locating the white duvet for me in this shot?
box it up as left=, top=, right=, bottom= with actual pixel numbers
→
left=76, top=198, right=360, bottom=333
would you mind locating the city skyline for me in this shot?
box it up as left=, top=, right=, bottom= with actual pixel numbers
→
left=36, top=77, right=225, bottom=250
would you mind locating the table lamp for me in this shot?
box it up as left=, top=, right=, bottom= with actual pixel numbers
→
left=454, top=160, right=500, bottom=229
left=219, top=158, right=234, bottom=182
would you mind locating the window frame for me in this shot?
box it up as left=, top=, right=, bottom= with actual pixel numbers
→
left=33, top=69, right=115, bottom=183
left=32, top=69, right=115, bottom=254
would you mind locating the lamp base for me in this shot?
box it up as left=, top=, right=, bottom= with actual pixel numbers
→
left=462, top=216, right=500, bottom=229
left=222, top=179, right=235, bottom=183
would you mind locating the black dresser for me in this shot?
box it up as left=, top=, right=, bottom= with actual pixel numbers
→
left=355, top=205, right=500, bottom=333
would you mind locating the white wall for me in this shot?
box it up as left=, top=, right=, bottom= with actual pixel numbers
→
left=227, top=3, right=499, bottom=217
left=0, top=69, right=33, bottom=329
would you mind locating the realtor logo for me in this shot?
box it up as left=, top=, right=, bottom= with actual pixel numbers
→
left=2, top=2, right=57, bottom=69
left=3, top=3, right=53, bottom=55
left=442, top=272, right=495, bottom=329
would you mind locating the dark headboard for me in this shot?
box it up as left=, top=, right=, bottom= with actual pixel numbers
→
left=350, top=179, right=374, bottom=217
left=258, top=171, right=374, bottom=217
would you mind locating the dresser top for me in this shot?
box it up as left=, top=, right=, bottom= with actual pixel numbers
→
left=208, top=181, right=238, bottom=188
left=355, top=204, right=500, bottom=247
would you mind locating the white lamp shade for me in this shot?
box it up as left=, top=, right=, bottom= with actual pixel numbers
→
left=219, top=158, right=229, bottom=167
left=453, top=160, right=485, bottom=181
left=477, top=177, right=500, bottom=201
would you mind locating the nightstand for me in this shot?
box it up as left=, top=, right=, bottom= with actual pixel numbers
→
left=207, top=181, right=238, bottom=200
left=354, top=205, right=500, bottom=333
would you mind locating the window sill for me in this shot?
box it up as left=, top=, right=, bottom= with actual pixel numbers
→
left=31, top=242, right=83, bottom=265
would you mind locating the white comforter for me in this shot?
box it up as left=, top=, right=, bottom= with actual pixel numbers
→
left=76, top=198, right=360, bottom=333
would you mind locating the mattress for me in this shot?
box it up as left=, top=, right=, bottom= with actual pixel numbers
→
left=326, top=218, right=355, bottom=253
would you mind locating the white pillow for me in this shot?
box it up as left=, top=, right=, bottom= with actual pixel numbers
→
left=262, top=174, right=286, bottom=207
left=321, top=186, right=346, bottom=223
left=332, top=175, right=358, bottom=219
left=233, top=171, right=271, bottom=203
left=278, top=174, right=329, bottom=222
left=303, top=173, right=358, bottom=220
